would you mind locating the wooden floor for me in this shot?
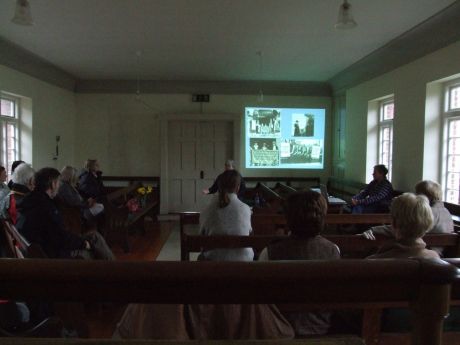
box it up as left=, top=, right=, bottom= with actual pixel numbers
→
left=86, top=218, right=174, bottom=338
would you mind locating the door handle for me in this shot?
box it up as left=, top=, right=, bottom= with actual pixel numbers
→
left=200, top=171, right=204, bottom=179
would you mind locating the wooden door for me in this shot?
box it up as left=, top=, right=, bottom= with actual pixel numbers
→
left=168, top=120, right=233, bottom=212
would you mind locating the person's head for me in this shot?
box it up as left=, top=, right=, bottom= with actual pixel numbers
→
left=415, top=180, right=442, bottom=206
left=224, top=160, right=235, bottom=171
left=11, top=160, right=25, bottom=175
left=218, top=169, right=241, bottom=208
left=0, top=166, right=6, bottom=183
left=284, top=191, right=328, bottom=238
left=390, top=193, right=433, bottom=241
left=12, top=163, right=35, bottom=191
left=372, top=164, right=388, bottom=181
left=34, top=168, right=61, bottom=198
left=85, top=159, right=99, bottom=172
left=60, top=166, right=79, bottom=186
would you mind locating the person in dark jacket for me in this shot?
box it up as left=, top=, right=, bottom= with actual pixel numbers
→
left=16, top=168, right=114, bottom=260
left=202, top=160, right=246, bottom=200
left=351, top=164, right=393, bottom=213
left=78, top=159, right=105, bottom=202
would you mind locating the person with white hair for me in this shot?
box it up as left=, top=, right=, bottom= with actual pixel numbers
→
left=367, top=193, right=439, bottom=259
left=202, top=159, right=246, bottom=200
left=0, top=163, right=35, bottom=224
left=362, top=181, right=453, bottom=252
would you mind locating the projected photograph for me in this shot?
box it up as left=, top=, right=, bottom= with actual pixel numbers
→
left=249, top=138, right=280, bottom=167
left=245, top=107, right=325, bottom=169
left=280, top=140, right=323, bottom=164
left=292, top=113, right=315, bottom=137
left=246, top=108, right=281, bottom=136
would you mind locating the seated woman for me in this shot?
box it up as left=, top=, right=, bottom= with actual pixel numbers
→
left=199, top=169, right=253, bottom=261
left=258, top=191, right=340, bottom=336
left=78, top=159, right=105, bottom=202
left=367, top=193, right=438, bottom=259
left=0, top=163, right=35, bottom=224
left=114, top=170, right=293, bottom=340
left=351, top=164, right=393, bottom=214
left=57, top=166, right=104, bottom=225
left=0, top=166, right=10, bottom=207
left=362, top=181, right=453, bottom=255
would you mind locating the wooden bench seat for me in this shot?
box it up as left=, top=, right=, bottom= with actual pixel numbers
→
left=0, top=258, right=455, bottom=345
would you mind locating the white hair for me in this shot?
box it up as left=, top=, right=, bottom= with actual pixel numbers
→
left=12, top=163, right=35, bottom=186
left=391, top=193, right=433, bottom=240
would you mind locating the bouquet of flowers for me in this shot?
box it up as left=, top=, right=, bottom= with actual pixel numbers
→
left=137, top=185, right=153, bottom=208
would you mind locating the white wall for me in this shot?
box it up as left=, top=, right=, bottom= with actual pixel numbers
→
left=75, top=93, right=332, bottom=180
left=0, top=65, right=77, bottom=170
left=342, top=39, right=460, bottom=191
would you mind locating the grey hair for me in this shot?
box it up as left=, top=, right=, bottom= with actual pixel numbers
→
left=391, top=193, right=433, bottom=240
left=12, top=163, right=35, bottom=186
left=415, top=180, right=442, bottom=204
left=225, top=160, right=235, bottom=169
left=60, top=166, right=78, bottom=186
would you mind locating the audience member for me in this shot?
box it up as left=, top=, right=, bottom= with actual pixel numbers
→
left=78, top=159, right=105, bottom=202
left=367, top=193, right=438, bottom=259
left=7, top=160, right=24, bottom=189
left=351, top=164, right=393, bottom=213
left=0, top=163, right=35, bottom=224
left=258, top=191, right=340, bottom=336
left=115, top=170, right=293, bottom=340
left=200, top=169, right=253, bottom=261
left=202, top=160, right=246, bottom=200
left=16, top=167, right=114, bottom=260
left=58, top=166, right=104, bottom=223
left=0, top=166, right=10, bottom=203
left=362, top=181, right=453, bottom=252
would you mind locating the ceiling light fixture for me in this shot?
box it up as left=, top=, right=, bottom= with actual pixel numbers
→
left=256, top=50, right=264, bottom=103
left=11, top=0, right=34, bottom=26
left=335, top=0, right=356, bottom=30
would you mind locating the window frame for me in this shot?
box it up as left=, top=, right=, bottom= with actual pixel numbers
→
left=0, top=93, right=21, bottom=178
left=443, top=80, right=460, bottom=203
left=378, top=98, right=394, bottom=181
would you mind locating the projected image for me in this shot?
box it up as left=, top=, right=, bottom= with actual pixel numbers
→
left=245, top=107, right=325, bottom=169
left=246, top=109, right=281, bottom=136
left=249, top=138, right=279, bottom=167
left=292, top=113, right=315, bottom=137
left=280, top=140, right=323, bottom=164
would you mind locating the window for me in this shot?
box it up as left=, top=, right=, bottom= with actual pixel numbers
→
left=378, top=99, right=394, bottom=180
left=0, top=94, right=20, bottom=177
left=444, top=81, right=460, bottom=203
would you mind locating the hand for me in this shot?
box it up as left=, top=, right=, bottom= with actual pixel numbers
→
left=88, top=198, right=96, bottom=207
left=84, top=240, right=91, bottom=250
left=202, top=189, right=209, bottom=195
left=362, top=230, right=376, bottom=240
left=351, top=198, right=358, bottom=206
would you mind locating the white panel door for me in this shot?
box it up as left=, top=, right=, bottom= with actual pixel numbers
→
left=168, top=120, right=233, bottom=212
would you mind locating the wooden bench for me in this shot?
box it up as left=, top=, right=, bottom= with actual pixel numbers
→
left=251, top=213, right=392, bottom=235
left=104, top=181, right=160, bottom=252
left=0, top=221, right=85, bottom=337
left=0, top=258, right=456, bottom=345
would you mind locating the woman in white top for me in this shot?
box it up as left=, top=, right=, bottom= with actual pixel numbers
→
left=199, top=169, right=253, bottom=261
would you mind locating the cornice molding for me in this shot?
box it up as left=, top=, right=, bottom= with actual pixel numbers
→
left=0, top=37, right=76, bottom=91
left=74, top=80, right=332, bottom=97
left=329, top=1, right=460, bottom=94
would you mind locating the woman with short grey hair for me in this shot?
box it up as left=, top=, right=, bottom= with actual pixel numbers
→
left=367, top=193, right=439, bottom=259
left=1, top=163, right=35, bottom=223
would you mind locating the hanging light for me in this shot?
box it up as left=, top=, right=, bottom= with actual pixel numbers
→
left=256, top=51, right=264, bottom=103
left=135, top=50, right=142, bottom=101
left=11, top=0, right=34, bottom=26
left=335, top=0, right=356, bottom=30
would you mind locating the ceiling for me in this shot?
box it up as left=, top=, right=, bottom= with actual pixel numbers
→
left=0, top=0, right=457, bottom=82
